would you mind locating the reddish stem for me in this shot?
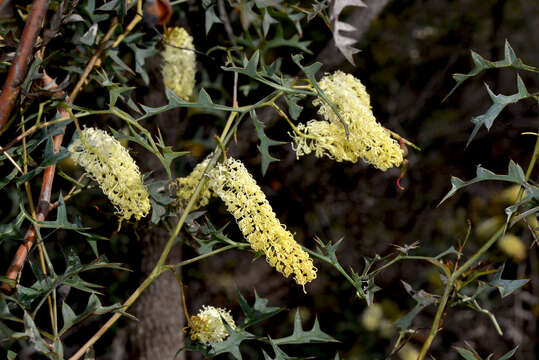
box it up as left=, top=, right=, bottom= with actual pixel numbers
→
left=0, top=0, right=50, bottom=130
left=0, top=73, right=67, bottom=295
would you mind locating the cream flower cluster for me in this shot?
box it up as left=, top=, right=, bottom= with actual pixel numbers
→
left=162, top=27, right=196, bottom=100
left=171, top=155, right=214, bottom=212
left=292, top=71, right=403, bottom=171
left=207, top=158, right=317, bottom=287
left=68, top=128, right=150, bottom=220
left=189, top=305, right=236, bottom=344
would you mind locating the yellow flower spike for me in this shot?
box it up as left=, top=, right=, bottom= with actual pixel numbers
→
left=292, top=71, right=403, bottom=171
left=171, top=156, right=214, bottom=212
left=162, top=27, right=196, bottom=100
left=189, top=305, right=236, bottom=344
left=68, top=128, right=150, bottom=220
left=208, top=158, right=317, bottom=287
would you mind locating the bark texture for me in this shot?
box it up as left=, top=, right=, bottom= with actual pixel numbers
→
left=128, top=227, right=185, bottom=360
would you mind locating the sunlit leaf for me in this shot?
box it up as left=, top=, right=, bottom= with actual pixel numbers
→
left=272, top=310, right=338, bottom=345
left=439, top=160, right=526, bottom=205
left=467, top=75, right=532, bottom=146
left=445, top=40, right=539, bottom=101
left=490, top=263, right=529, bottom=298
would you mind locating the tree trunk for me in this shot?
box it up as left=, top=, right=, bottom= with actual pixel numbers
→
left=128, top=227, right=185, bottom=360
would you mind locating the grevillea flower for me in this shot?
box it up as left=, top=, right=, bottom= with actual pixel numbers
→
left=208, top=158, right=317, bottom=287
left=292, top=71, right=403, bottom=171
left=189, top=305, right=236, bottom=344
left=68, top=128, right=150, bottom=220
left=162, top=27, right=196, bottom=100
left=171, top=155, right=213, bottom=212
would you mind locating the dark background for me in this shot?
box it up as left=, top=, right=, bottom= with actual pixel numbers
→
left=1, top=0, right=539, bottom=359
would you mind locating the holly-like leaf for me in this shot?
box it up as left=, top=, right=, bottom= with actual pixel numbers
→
left=489, top=263, right=529, bottom=298
left=262, top=10, right=279, bottom=37
left=59, top=293, right=123, bottom=336
left=263, top=338, right=300, bottom=360
left=330, top=0, right=367, bottom=65
left=238, top=290, right=283, bottom=328
left=439, top=160, right=526, bottom=205
left=263, top=26, right=311, bottom=56
left=291, top=54, right=348, bottom=134
left=445, top=40, right=539, bottom=101
left=17, top=137, right=70, bottom=185
left=209, top=324, right=256, bottom=360
left=127, top=42, right=158, bottom=85
left=251, top=111, right=285, bottom=175
left=467, top=75, right=531, bottom=146
left=284, top=94, right=304, bottom=121
left=394, top=281, right=437, bottom=331
left=203, top=0, right=222, bottom=34
left=272, top=310, right=338, bottom=345
left=21, top=194, right=89, bottom=231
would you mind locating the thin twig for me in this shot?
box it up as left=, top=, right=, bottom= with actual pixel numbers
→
left=1, top=15, right=123, bottom=295
left=0, top=0, right=50, bottom=130
left=70, top=19, right=119, bottom=101
left=0, top=73, right=67, bottom=295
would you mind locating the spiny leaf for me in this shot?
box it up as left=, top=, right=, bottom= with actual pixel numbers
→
left=251, top=110, right=286, bottom=175
left=291, top=54, right=348, bottom=135
left=394, top=281, right=437, bottom=331
left=59, top=293, right=123, bottom=336
left=20, top=194, right=89, bottom=231
left=238, top=290, right=283, bottom=328
left=262, top=10, right=279, bottom=37
left=203, top=0, right=222, bottom=34
left=445, top=40, right=539, bottom=101
left=272, top=310, right=338, bottom=345
left=490, top=263, right=529, bottom=298
left=284, top=94, right=304, bottom=121
left=126, top=43, right=158, bottom=85
left=330, top=0, right=367, bottom=65
left=467, top=75, right=531, bottom=146
left=16, top=137, right=70, bottom=185
left=263, top=26, right=312, bottom=55
left=263, top=338, right=301, bottom=360
left=209, top=324, right=256, bottom=360
left=439, top=160, right=526, bottom=205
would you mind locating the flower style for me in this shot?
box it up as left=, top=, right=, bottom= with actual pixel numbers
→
left=208, top=158, right=317, bottom=287
left=162, top=27, right=196, bottom=100
left=292, top=71, right=403, bottom=171
left=171, top=155, right=214, bottom=212
left=68, top=128, right=150, bottom=220
left=189, top=305, right=236, bottom=344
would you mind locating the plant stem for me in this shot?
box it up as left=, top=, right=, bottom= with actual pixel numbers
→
left=417, top=277, right=454, bottom=360
left=69, top=111, right=240, bottom=360
left=417, top=226, right=505, bottom=360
